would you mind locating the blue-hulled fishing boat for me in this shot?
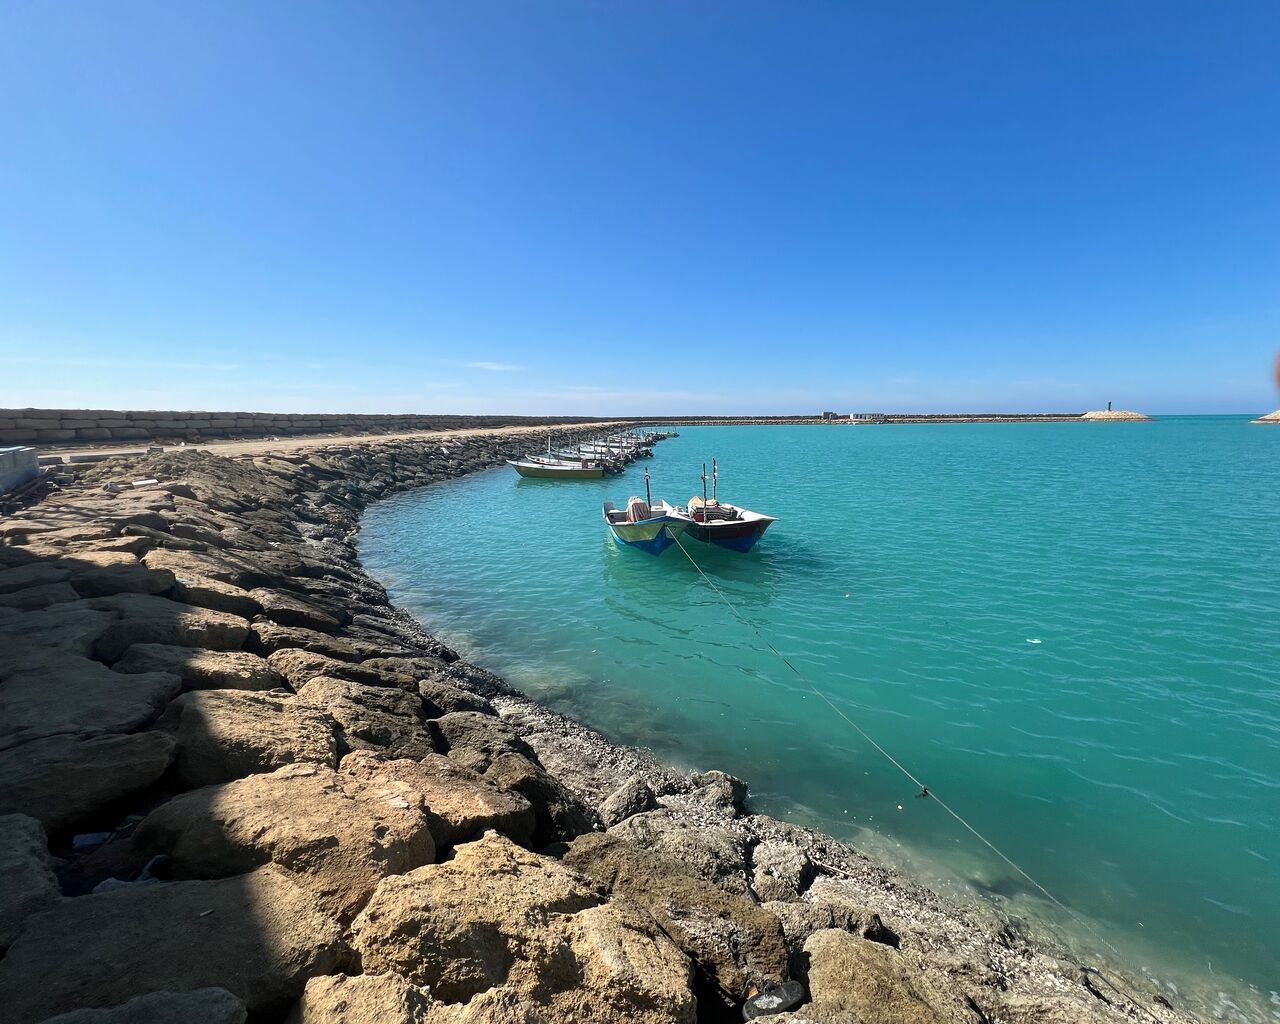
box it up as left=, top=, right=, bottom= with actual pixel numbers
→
left=602, top=468, right=688, bottom=555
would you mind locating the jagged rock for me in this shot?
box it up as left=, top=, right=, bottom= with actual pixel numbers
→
left=0, top=650, right=180, bottom=751
left=171, top=574, right=262, bottom=618
left=114, top=644, right=284, bottom=691
left=141, top=548, right=258, bottom=590
left=688, top=769, right=748, bottom=816
left=252, top=587, right=343, bottom=631
left=162, top=689, right=339, bottom=787
left=610, top=810, right=752, bottom=895
left=0, top=581, right=81, bottom=609
left=786, top=928, right=949, bottom=1023
left=134, top=762, right=435, bottom=921
left=0, top=604, right=117, bottom=660
left=0, top=814, right=61, bottom=950
left=65, top=552, right=176, bottom=599
left=752, top=841, right=816, bottom=903
left=342, top=750, right=535, bottom=849
left=361, top=654, right=452, bottom=680
left=0, top=732, right=176, bottom=832
left=35, top=988, right=246, bottom=1024
left=764, top=900, right=859, bottom=947
left=86, top=594, right=249, bottom=663
left=800, top=877, right=901, bottom=947
left=351, top=832, right=694, bottom=1021
left=0, top=867, right=345, bottom=1024
left=600, top=775, right=660, bottom=826
left=270, top=648, right=413, bottom=690
left=296, top=676, right=437, bottom=758
left=431, top=712, right=533, bottom=771
left=483, top=751, right=598, bottom=846
left=417, top=678, right=493, bottom=717
left=287, top=974, right=436, bottom=1024
left=248, top=621, right=365, bottom=661
left=564, top=831, right=788, bottom=1000
left=0, top=562, right=69, bottom=593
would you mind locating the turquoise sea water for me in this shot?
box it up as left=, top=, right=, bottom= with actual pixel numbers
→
left=359, top=419, right=1280, bottom=1014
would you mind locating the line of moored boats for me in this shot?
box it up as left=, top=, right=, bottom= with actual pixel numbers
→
left=506, top=430, right=675, bottom=479
left=506, top=430, right=775, bottom=555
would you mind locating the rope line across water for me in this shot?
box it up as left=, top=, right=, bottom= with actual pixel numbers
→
left=668, top=533, right=1171, bottom=1024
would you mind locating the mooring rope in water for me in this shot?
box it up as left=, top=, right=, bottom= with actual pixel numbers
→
left=669, top=533, right=1173, bottom=1024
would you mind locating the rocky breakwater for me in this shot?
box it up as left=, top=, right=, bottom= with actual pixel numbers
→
left=0, top=433, right=1192, bottom=1024
left=1252, top=409, right=1280, bottom=424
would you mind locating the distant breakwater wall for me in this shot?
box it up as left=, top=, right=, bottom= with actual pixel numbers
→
left=646, top=413, right=1091, bottom=425
left=0, top=409, right=609, bottom=446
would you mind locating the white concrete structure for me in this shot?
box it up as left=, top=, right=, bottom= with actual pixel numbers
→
left=0, top=446, right=39, bottom=494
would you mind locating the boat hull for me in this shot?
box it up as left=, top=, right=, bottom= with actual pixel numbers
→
left=607, top=519, right=683, bottom=555
left=683, top=518, right=773, bottom=552
left=508, top=461, right=603, bottom=479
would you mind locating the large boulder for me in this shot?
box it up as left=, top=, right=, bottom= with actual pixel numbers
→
left=781, top=928, right=953, bottom=1023
left=0, top=867, right=345, bottom=1024
left=600, top=774, right=660, bottom=827
left=113, top=644, right=284, bottom=691
left=171, top=574, right=262, bottom=619
left=431, top=712, right=533, bottom=772
left=162, top=689, right=339, bottom=787
left=35, top=988, right=246, bottom=1024
left=0, top=814, right=61, bottom=950
left=751, top=840, right=816, bottom=903
left=135, top=762, right=435, bottom=921
left=564, top=831, right=788, bottom=1001
left=0, top=650, right=180, bottom=751
left=296, top=676, right=437, bottom=759
left=0, top=732, right=175, bottom=832
left=0, top=581, right=81, bottom=610
left=609, top=810, right=752, bottom=895
left=248, top=622, right=366, bottom=662
left=251, top=587, right=343, bottom=631
left=342, top=750, right=535, bottom=850
left=482, top=752, right=598, bottom=847
left=270, top=648, right=412, bottom=690
left=417, top=678, right=494, bottom=717
left=0, top=604, right=116, bottom=660
left=86, top=594, right=250, bottom=663
left=64, top=552, right=176, bottom=599
left=0, top=562, right=69, bottom=594
left=287, top=974, right=435, bottom=1024
left=350, top=832, right=694, bottom=1022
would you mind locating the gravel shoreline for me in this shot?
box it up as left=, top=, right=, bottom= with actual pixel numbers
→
left=0, top=432, right=1204, bottom=1023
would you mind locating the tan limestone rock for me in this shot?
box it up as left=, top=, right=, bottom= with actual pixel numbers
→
left=0, top=867, right=344, bottom=1024
left=163, top=689, right=339, bottom=787
left=341, top=750, right=535, bottom=849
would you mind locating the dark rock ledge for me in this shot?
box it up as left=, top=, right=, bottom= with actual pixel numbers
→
left=0, top=432, right=1192, bottom=1024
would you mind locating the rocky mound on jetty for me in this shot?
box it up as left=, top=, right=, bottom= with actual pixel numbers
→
left=0, top=432, right=1192, bottom=1023
left=1080, top=410, right=1153, bottom=421
left=1252, top=408, right=1280, bottom=423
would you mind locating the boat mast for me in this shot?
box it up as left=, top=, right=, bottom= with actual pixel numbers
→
left=644, top=466, right=652, bottom=509
left=712, top=459, right=718, bottom=502
left=701, top=462, right=708, bottom=521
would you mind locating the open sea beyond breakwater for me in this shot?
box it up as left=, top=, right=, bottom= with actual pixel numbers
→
left=360, top=418, right=1280, bottom=1015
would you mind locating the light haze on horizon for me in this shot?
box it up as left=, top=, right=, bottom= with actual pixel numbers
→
left=1, top=2, right=1277, bottom=416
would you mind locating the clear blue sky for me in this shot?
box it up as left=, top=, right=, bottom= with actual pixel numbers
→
left=2, top=2, right=1277, bottom=415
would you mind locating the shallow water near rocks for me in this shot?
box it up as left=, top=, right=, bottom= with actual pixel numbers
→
left=360, top=419, right=1280, bottom=1016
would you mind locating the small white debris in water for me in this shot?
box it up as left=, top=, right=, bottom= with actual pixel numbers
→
left=1026, top=638, right=1042, bottom=644
left=897, top=804, right=903, bottom=811
left=199, top=909, right=213, bottom=917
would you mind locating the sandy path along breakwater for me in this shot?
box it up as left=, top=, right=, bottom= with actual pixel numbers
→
left=0, top=430, right=1200, bottom=1023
